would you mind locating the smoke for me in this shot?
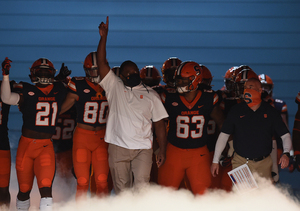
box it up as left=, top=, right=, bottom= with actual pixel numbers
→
left=3, top=164, right=300, bottom=211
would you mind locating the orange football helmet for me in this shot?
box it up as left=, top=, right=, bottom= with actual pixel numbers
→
left=175, top=61, right=202, bottom=93
left=83, top=51, right=100, bottom=83
left=29, top=58, right=56, bottom=84
left=140, top=65, right=161, bottom=87
left=199, top=64, right=212, bottom=86
left=259, top=73, right=274, bottom=97
left=161, top=57, right=182, bottom=87
left=223, top=66, right=240, bottom=93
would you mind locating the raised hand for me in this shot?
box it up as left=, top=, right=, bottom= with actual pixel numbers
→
left=2, top=57, right=12, bottom=75
left=99, top=16, right=109, bottom=37
left=55, top=63, right=71, bottom=81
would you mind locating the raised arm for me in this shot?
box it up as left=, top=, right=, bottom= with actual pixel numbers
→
left=97, top=16, right=111, bottom=80
left=1, top=57, right=20, bottom=105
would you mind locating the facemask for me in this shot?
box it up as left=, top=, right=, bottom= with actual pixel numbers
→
left=89, top=76, right=101, bottom=84
left=243, top=88, right=262, bottom=107
left=261, top=90, right=269, bottom=99
left=123, top=73, right=141, bottom=87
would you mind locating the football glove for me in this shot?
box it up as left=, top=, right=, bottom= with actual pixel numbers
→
left=2, top=57, right=12, bottom=75
left=55, top=63, right=71, bottom=81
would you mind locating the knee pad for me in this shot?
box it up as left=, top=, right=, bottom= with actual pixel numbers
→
left=40, top=197, right=52, bottom=211
left=77, top=177, right=88, bottom=186
left=97, top=173, right=108, bottom=182
left=16, top=198, right=30, bottom=211
left=41, top=178, right=52, bottom=187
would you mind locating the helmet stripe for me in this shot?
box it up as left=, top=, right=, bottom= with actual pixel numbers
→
left=92, top=52, right=97, bottom=67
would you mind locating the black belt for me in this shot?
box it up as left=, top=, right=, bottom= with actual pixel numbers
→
left=245, top=154, right=269, bottom=162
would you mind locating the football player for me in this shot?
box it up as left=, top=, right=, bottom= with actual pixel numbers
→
left=292, top=92, right=300, bottom=171
left=259, top=74, right=289, bottom=182
left=59, top=51, right=110, bottom=199
left=0, top=58, right=17, bottom=208
left=1, top=58, right=70, bottom=211
left=140, top=65, right=161, bottom=87
left=52, top=103, right=76, bottom=183
left=197, top=64, right=233, bottom=192
left=158, top=61, right=224, bottom=195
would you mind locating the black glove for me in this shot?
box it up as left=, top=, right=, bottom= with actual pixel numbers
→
left=55, top=63, right=71, bottom=81
left=2, top=57, right=12, bottom=75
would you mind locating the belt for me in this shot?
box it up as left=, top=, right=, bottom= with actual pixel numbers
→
left=245, top=154, right=269, bottom=162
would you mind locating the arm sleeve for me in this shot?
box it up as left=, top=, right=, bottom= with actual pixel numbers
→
left=1, top=75, right=19, bottom=105
left=212, top=132, right=230, bottom=163
left=281, top=133, right=292, bottom=153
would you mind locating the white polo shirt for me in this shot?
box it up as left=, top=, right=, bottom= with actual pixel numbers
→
left=100, top=70, right=168, bottom=149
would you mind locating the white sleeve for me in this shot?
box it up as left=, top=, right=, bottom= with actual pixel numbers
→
left=1, top=75, right=19, bottom=105
left=281, top=133, right=292, bottom=153
left=212, top=132, right=230, bottom=163
left=99, top=70, right=119, bottom=92
left=151, top=91, right=168, bottom=122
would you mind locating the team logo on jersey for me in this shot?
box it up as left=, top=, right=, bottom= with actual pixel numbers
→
left=84, top=89, right=90, bottom=93
left=264, top=114, right=267, bottom=118
left=172, top=102, right=178, bottom=106
left=28, top=91, right=35, bottom=96
left=140, top=95, right=143, bottom=99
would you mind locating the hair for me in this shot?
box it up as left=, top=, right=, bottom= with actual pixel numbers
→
left=119, top=60, right=138, bottom=74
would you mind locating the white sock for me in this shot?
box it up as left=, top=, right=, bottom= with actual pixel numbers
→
left=16, top=198, right=30, bottom=211
left=40, top=197, right=53, bottom=211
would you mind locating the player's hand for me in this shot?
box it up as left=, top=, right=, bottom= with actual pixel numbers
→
left=211, top=163, right=219, bottom=177
left=55, top=63, right=71, bottom=81
left=98, top=16, right=109, bottom=37
left=295, top=155, right=300, bottom=172
left=2, top=57, right=12, bottom=75
left=156, top=148, right=166, bottom=168
left=279, top=153, right=290, bottom=169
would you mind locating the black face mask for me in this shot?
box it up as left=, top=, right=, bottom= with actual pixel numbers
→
left=122, top=73, right=141, bottom=87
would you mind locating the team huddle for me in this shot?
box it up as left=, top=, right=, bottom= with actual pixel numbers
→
left=0, top=16, right=298, bottom=210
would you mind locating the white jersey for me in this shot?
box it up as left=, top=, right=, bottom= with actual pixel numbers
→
left=100, top=70, right=168, bottom=149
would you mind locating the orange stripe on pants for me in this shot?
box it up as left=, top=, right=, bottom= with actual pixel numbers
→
left=158, top=143, right=211, bottom=195
left=0, top=150, right=11, bottom=187
left=72, top=127, right=109, bottom=198
left=16, top=136, right=55, bottom=193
